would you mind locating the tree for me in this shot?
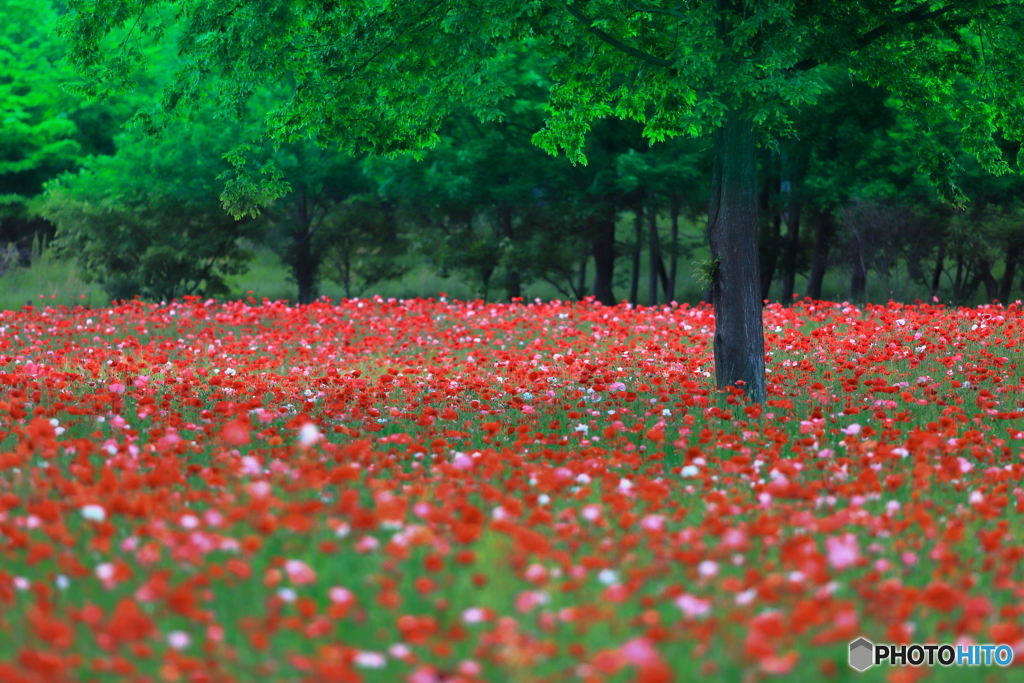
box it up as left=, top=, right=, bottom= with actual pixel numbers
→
left=320, top=193, right=409, bottom=299
left=62, top=1, right=1024, bottom=403
left=795, top=76, right=900, bottom=301
left=931, top=121, right=1024, bottom=304
left=1, top=0, right=92, bottom=260
left=791, top=79, right=1024, bottom=306
left=835, top=199, right=927, bottom=302
left=258, top=142, right=376, bottom=304
left=616, top=137, right=709, bottom=305
left=38, top=119, right=260, bottom=301
left=1, top=0, right=174, bottom=268
left=365, top=105, right=564, bottom=301
left=364, top=57, right=645, bottom=304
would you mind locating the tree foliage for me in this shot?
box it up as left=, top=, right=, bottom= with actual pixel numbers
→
left=58, top=2, right=1024, bottom=177
left=256, top=141, right=383, bottom=304
left=1, top=0, right=88, bottom=255
left=320, top=194, right=409, bottom=299
left=58, top=0, right=1024, bottom=401
left=38, top=120, right=260, bottom=301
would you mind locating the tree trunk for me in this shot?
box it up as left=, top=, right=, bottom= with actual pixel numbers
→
left=850, top=264, right=866, bottom=302
left=999, top=244, right=1020, bottom=303
left=761, top=214, right=781, bottom=301
left=807, top=206, right=834, bottom=301
left=480, top=266, right=493, bottom=301
left=780, top=142, right=809, bottom=305
left=847, top=220, right=868, bottom=302
left=780, top=201, right=800, bottom=304
left=341, top=252, right=352, bottom=298
left=295, top=226, right=316, bottom=305
left=849, top=233, right=867, bottom=303
left=293, top=189, right=318, bottom=305
left=708, top=109, right=765, bottom=404
left=977, top=257, right=999, bottom=302
left=930, top=241, right=945, bottom=299
left=630, top=207, right=642, bottom=306
left=501, top=206, right=521, bottom=300
left=964, top=269, right=984, bottom=304
left=758, top=161, right=781, bottom=302
left=657, top=246, right=670, bottom=301
left=591, top=208, right=617, bottom=305
left=668, top=200, right=680, bottom=302
left=952, top=252, right=964, bottom=304
left=576, top=254, right=587, bottom=301
left=648, top=202, right=660, bottom=307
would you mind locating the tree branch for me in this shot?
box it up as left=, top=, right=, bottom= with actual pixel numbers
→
left=633, top=6, right=688, bottom=21
left=791, top=1, right=970, bottom=72
left=563, top=3, right=673, bottom=68
left=117, top=2, right=154, bottom=53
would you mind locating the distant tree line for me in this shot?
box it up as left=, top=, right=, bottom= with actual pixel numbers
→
left=4, top=0, right=1024, bottom=310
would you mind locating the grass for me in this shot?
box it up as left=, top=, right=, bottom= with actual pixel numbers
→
left=0, top=208, right=963, bottom=311
left=0, top=241, right=905, bottom=314
left=0, top=252, right=97, bottom=310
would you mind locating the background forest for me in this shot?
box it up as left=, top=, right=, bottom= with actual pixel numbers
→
left=3, top=0, right=1024, bottom=310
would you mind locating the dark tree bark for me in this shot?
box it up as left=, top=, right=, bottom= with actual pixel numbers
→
left=999, top=244, right=1020, bottom=303
left=780, top=202, right=801, bottom=304
left=648, top=202, right=660, bottom=306
left=849, top=258, right=867, bottom=303
left=760, top=214, right=781, bottom=301
left=289, top=188, right=322, bottom=305
left=630, top=206, right=642, bottom=306
left=294, top=225, right=316, bottom=305
left=708, top=109, right=765, bottom=403
left=807, top=206, right=834, bottom=301
left=500, top=206, right=521, bottom=300
left=952, top=251, right=964, bottom=304
left=668, top=200, right=680, bottom=302
left=657, top=244, right=670, bottom=301
left=576, top=254, right=587, bottom=301
left=849, top=224, right=867, bottom=302
left=780, top=144, right=809, bottom=305
left=288, top=187, right=315, bottom=305
left=976, top=257, right=999, bottom=302
left=479, top=255, right=495, bottom=300
left=962, top=267, right=986, bottom=304
left=590, top=208, right=617, bottom=305
left=757, top=160, right=781, bottom=302
left=930, top=242, right=945, bottom=298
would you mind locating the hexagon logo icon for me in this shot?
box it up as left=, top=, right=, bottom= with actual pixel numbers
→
left=849, top=637, right=874, bottom=672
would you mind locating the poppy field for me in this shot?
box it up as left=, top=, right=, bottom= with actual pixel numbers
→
left=0, top=295, right=1022, bottom=683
